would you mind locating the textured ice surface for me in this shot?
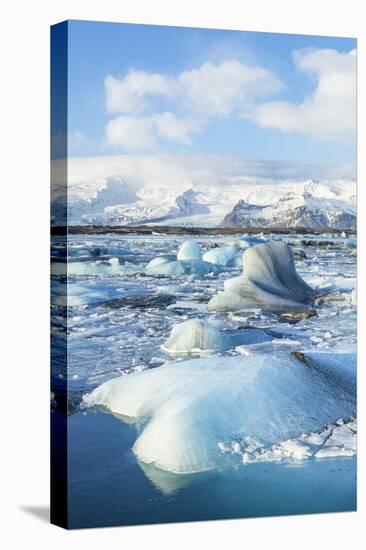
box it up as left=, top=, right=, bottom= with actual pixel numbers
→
left=208, top=241, right=317, bottom=313
left=83, top=351, right=355, bottom=474
left=298, top=350, right=356, bottom=395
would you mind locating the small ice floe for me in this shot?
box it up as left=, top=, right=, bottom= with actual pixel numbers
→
left=306, top=275, right=356, bottom=293
left=52, top=257, right=143, bottom=277
left=177, top=240, right=202, bottom=261
left=208, top=241, right=317, bottom=313
left=68, top=244, right=132, bottom=259
left=162, top=319, right=231, bottom=353
left=161, top=319, right=271, bottom=354
left=144, top=240, right=219, bottom=277
left=222, top=419, right=357, bottom=464
left=226, top=236, right=267, bottom=249
left=52, top=281, right=122, bottom=307
left=82, top=351, right=355, bottom=474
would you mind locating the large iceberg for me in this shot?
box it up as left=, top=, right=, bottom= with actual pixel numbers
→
left=162, top=319, right=271, bottom=354
left=208, top=241, right=317, bottom=312
left=83, top=351, right=355, bottom=474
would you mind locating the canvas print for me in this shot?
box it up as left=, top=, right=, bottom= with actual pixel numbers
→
left=51, top=20, right=357, bottom=529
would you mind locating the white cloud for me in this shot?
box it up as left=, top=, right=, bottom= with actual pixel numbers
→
left=105, top=71, right=172, bottom=114
left=105, top=60, right=281, bottom=118
left=105, top=112, right=205, bottom=151
left=178, top=60, right=283, bottom=116
left=103, top=60, right=282, bottom=151
left=153, top=112, right=203, bottom=144
left=65, top=153, right=355, bottom=202
left=254, top=48, right=356, bottom=141
left=105, top=116, right=158, bottom=151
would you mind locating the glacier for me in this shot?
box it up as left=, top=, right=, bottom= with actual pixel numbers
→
left=82, top=351, right=355, bottom=474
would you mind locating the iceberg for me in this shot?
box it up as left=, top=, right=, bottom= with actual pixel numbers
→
left=145, top=258, right=218, bottom=277
left=203, top=245, right=241, bottom=267
left=143, top=241, right=220, bottom=277
left=162, top=319, right=271, bottom=354
left=162, top=319, right=231, bottom=353
left=83, top=351, right=355, bottom=474
left=177, top=240, right=202, bottom=261
left=208, top=241, right=317, bottom=312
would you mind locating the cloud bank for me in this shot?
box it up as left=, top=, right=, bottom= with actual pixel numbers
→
left=254, top=48, right=356, bottom=140
left=63, top=153, right=355, bottom=202
left=104, top=60, right=283, bottom=151
left=102, top=49, right=356, bottom=152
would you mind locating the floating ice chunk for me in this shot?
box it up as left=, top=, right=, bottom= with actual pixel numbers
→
left=145, top=259, right=186, bottom=277
left=229, top=236, right=267, bottom=248
left=305, top=275, right=356, bottom=292
left=203, top=245, right=241, bottom=267
left=162, top=319, right=231, bottom=353
left=52, top=257, right=142, bottom=277
left=83, top=352, right=355, bottom=474
left=68, top=245, right=131, bottom=259
left=208, top=241, right=317, bottom=313
left=177, top=240, right=202, bottom=261
left=145, top=255, right=176, bottom=269
left=162, top=319, right=270, bottom=354
left=145, top=258, right=218, bottom=277
left=238, top=419, right=357, bottom=463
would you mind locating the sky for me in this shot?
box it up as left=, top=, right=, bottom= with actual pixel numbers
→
left=65, top=20, right=356, bottom=181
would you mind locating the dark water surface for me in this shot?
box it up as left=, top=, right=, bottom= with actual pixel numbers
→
left=68, top=410, right=356, bottom=529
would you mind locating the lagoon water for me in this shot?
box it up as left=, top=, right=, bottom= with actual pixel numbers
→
left=51, top=232, right=357, bottom=528
left=68, top=410, right=355, bottom=529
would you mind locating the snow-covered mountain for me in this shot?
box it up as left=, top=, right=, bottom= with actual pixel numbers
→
left=221, top=180, right=356, bottom=229
left=56, top=175, right=356, bottom=230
